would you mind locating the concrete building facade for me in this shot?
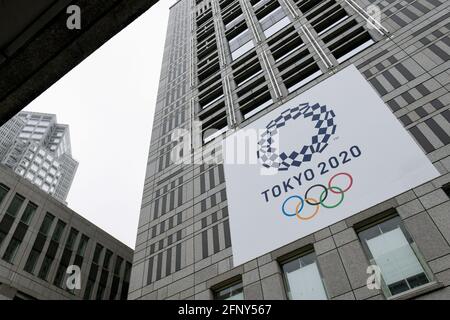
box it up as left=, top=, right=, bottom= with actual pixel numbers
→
left=0, top=111, right=78, bottom=204
left=0, top=165, right=133, bottom=300
left=129, top=0, right=450, bottom=300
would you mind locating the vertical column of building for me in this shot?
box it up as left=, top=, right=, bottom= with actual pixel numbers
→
left=129, top=0, right=197, bottom=300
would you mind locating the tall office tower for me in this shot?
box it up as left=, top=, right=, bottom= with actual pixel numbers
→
left=0, top=111, right=78, bottom=204
left=129, top=0, right=450, bottom=300
left=0, top=116, right=26, bottom=160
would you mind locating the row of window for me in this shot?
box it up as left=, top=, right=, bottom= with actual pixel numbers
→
left=0, top=183, right=131, bottom=300
left=197, top=0, right=379, bottom=145
left=213, top=197, right=450, bottom=300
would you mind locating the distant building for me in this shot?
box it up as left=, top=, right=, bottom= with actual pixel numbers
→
left=0, top=112, right=78, bottom=204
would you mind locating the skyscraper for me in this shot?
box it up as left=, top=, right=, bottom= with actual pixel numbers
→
left=0, top=111, right=78, bottom=204
left=129, top=0, right=450, bottom=300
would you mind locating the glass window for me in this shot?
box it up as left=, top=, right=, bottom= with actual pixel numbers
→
left=51, top=220, right=67, bottom=242
left=39, top=213, right=55, bottom=236
left=443, top=184, right=450, bottom=198
left=114, top=256, right=124, bottom=275
left=0, top=184, right=10, bottom=206
left=34, top=177, right=43, bottom=186
left=281, top=251, right=328, bottom=300
left=24, top=249, right=40, bottom=273
left=3, top=238, right=21, bottom=263
left=93, top=244, right=104, bottom=264
left=19, top=132, right=31, bottom=139
left=20, top=202, right=38, bottom=225
left=5, top=194, right=25, bottom=217
left=0, top=231, right=6, bottom=247
left=53, top=265, right=66, bottom=288
left=264, top=16, right=290, bottom=38
left=83, top=279, right=94, bottom=300
left=231, top=40, right=254, bottom=60
left=358, top=216, right=432, bottom=298
left=215, top=281, right=244, bottom=300
left=38, top=256, right=53, bottom=280
left=66, top=228, right=79, bottom=250
left=96, top=285, right=106, bottom=300
left=103, top=250, right=113, bottom=269
left=77, top=235, right=89, bottom=257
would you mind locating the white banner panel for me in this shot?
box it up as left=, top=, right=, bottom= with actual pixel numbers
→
left=223, top=65, right=440, bottom=267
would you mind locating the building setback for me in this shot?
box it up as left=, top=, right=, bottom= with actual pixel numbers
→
left=0, top=111, right=78, bottom=204
left=129, top=0, right=450, bottom=300
left=0, top=165, right=133, bottom=300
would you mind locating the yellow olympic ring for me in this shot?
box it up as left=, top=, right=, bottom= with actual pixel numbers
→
left=296, top=198, right=320, bottom=221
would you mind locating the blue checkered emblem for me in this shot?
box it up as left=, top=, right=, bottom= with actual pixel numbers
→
left=257, top=103, right=337, bottom=171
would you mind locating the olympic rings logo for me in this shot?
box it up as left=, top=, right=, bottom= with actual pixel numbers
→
left=281, top=172, right=353, bottom=221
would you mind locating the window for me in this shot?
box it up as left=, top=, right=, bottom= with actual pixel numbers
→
left=264, top=16, right=290, bottom=38
left=103, top=250, right=113, bottom=269
left=39, top=213, right=55, bottom=236
left=0, top=184, right=9, bottom=206
left=24, top=249, right=40, bottom=273
left=5, top=194, right=25, bottom=217
left=443, top=183, right=450, bottom=198
left=281, top=251, right=328, bottom=300
left=358, top=215, right=432, bottom=298
left=114, top=256, right=124, bottom=276
left=96, top=285, right=106, bottom=300
left=20, top=202, right=37, bottom=225
left=93, top=244, right=104, bottom=264
left=66, top=228, right=79, bottom=250
left=257, top=3, right=290, bottom=39
left=51, top=220, right=66, bottom=242
left=38, top=256, right=53, bottom=280
left=231, top=40, right=254, bottom=60
left=120, top=262, right=132, bottom=300
left=76, top=235, right=89, bottom=257
left=0, top=232, right=6, bottom=247
left=53, top=265, right=66, bottom=288
left=2, top=238, right=21, bottom=263
left=214, top=281, right=244, bottom=300
left=84, top=279, right=95, bottom=300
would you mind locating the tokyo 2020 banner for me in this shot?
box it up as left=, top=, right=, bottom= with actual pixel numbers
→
left=223, top=65, right=440, bottom=267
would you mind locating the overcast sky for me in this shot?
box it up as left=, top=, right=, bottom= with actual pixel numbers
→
left=24, top=0, right=178, bottom=248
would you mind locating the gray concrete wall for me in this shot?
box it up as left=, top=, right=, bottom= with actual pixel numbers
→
left=129, top=0, right=450, bottom=300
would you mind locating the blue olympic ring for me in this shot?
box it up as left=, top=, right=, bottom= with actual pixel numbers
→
left=282, top=195, right=304, bottom=217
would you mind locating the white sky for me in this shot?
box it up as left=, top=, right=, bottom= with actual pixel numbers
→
left=24, top=0, right=178, bottom=249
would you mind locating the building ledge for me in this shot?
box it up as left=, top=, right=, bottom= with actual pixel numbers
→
left=0, top=0, right=159, bottom=125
